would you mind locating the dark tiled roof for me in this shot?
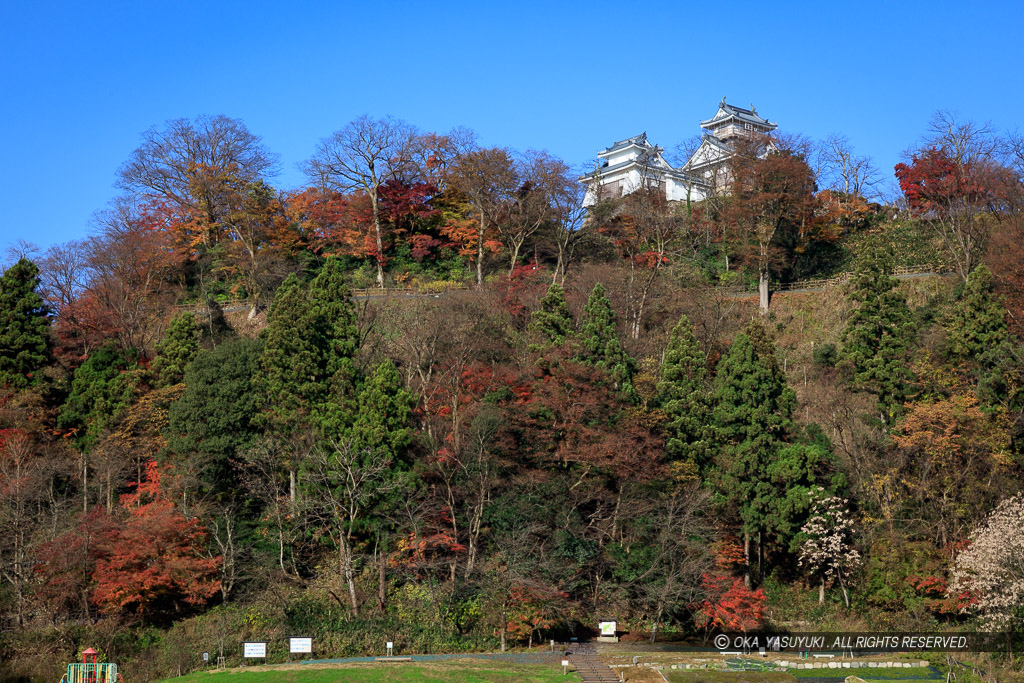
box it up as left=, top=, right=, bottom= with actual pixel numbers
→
left=579, top=154, right=697, bottom=183
left=599, top=132, right=656, bottom=155
left=700, top=99, right=775, bottom=128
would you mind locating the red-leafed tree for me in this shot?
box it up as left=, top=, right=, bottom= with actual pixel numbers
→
left=694, top=537, right=766, bottom=632
left=90, top=460, right=220, bottom=616
left=516, top=353, right=664, bottom=481
left=895, top=148, right=1016, bottom=280
left=34, top=507, right=116, bottom=623
left=504, top=583, right=568, bottom=648
left=726, top=139, right=817, bottom=311
left=695, top=573, right=766, bottom=632
left=305, top=115, right=418, bottom=288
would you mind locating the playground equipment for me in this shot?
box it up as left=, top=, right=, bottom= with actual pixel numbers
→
left=60, top=648, right=122, bottom=683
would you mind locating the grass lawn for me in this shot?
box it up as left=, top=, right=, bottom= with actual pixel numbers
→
left=665, top=673, right=797, bottom=682
left=665, top=666, right=939, bottom=683
left=156, top=659, right=576, bottom=682
left=788, top=666, right=939, bottom=679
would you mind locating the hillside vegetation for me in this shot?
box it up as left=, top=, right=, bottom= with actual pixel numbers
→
left=2, top=112, right=1024, bottom=682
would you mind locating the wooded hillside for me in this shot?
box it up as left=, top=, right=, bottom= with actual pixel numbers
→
left=2, top=112, right=1024, bottom=681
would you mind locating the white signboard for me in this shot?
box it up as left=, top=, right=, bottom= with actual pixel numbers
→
left=243, top=642, right=267, bottom=658
left=289, top=637, right=312, bottom=654
left=599, top=621, right=616, bottom=636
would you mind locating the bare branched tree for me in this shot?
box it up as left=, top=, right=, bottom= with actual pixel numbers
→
left=118, top=115, right=278, bottom=246
left=818, top=133, right=880, bottom=198
left=305, top=115, right=419, bottom=288
left=448, top=147, right=518, bottom=287
left=921, top=110, right=1001, bottom=165
left=303, top=439, right=408, bottom=616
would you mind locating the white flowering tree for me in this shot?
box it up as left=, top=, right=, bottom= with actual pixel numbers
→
left=798, top=488, right=861, bottom=607
left=949, top=493, right=1024, bottom=628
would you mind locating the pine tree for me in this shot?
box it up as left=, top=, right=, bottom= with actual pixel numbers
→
left=530, top=283, right=573, bottom=346
left=577, top=283, right=635, bottom=394
left=150, top=312, right=201, bottom=387
left=346, top=359, right=415, bottom=459
left=309, top=258, right=361, bottom=438
left=837, top=250, right=915, bottom=422
left=710, top=322, right=796, bottom=540
left=58, top=344, right=138, bottom=453
left=655, top=315, right=710, bottom=471
left=0, top=258, right=50, bottom=389
left=257, top=275, right=324, bottom=433
left=946, top=265, right=1008, bottom=363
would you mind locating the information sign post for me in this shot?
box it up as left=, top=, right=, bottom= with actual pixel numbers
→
left=289, top=637, right=313, bottom=661
left=242, top=641, right=267, bottom=666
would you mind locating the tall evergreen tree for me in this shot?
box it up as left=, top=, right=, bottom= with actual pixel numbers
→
left=577, top=283, right=635, bottom=394
left=150, top=312, right=201, bottom=388
left=710, top=323, right=795, bottom=563
left=309, top=258, right=361, bottom=438
left=257, top=275, right=324, bottom=433
left=0, top=258, right=50, bottom=389
left=655, top=315, right=710, bottom=471
left=837, top=250, right=915, bottom=422
left=58, top=345, right=137, bottom=453
left=946, top=265, right=1009, bottom=363
left=710, top=321, right=841, bottom=574
left=57, top=344, right=138, bottom=511
left=530, top=283, right=573, bottom=346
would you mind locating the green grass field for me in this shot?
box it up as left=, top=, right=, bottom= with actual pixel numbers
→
left=156, top=659, right=576, bottom=682
left=665, top=665, right=938, bottom=683
left=666, top=672, right=797, bottom=682
left=787, top=666, right=938, bottom=679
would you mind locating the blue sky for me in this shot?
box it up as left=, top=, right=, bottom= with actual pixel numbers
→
left=2, top=0, right=1022, bottom=253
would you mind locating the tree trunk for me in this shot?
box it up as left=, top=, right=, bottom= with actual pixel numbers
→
left=378, top=543, right=387, bottom=612
left=289, top=468, right=296, bottom=504
left=743, top=533, right=752, bottom=589
left=341, top=538, right=359, bottom=616
left=476, top=217, right=486, bottom=287
left=500, top=605, right=508, bottom=652
left=819, top=576, right=826, bottom=604
left=370, top=187, right=385, bottom=288
left=508, top=241, right=522, bottom=276
left=279, top=525, right=287, bottom=575
left=82, top=454, right=88, bottom=513
left=759, top=270, right=770, bottom=313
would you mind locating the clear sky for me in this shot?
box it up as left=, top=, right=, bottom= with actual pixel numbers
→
left=2, top=0, right=1022, bottom=254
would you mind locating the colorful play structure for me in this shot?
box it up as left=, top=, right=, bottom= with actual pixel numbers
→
left=60, top=648, right=122, bottom=683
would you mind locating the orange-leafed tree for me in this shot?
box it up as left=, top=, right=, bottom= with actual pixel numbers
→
left=694, top=537, right=766, bottom=633
left=85, top=197, right=185, bottom=353
left=90, top=460, right=220, bottom=616
left=890, top=393, right=1013, bottom=547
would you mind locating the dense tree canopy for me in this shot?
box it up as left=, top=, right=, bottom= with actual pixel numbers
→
left=4, top=108, right=1024, bottom=681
